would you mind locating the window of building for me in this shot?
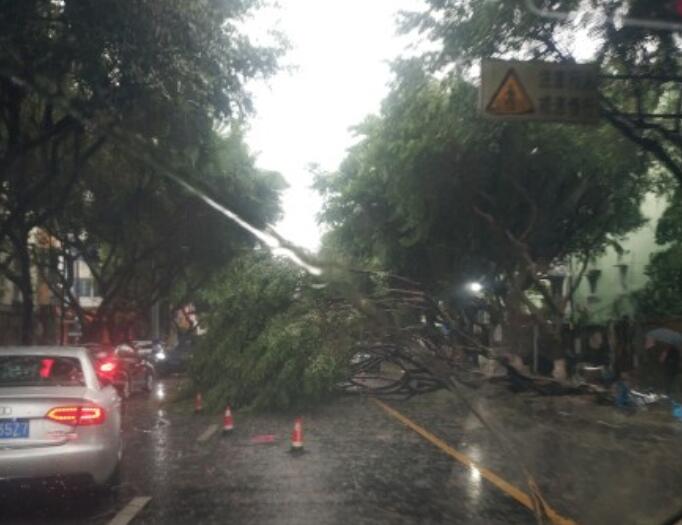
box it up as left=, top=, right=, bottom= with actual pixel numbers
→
left=615, top=264, right=628, bottom=290
left=75, top=277, right=95, bottom=298
left=587, top=269, right=602, bottom=294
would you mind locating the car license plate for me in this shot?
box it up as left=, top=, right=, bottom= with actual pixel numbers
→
left=0, top=419, right=29, bottom=439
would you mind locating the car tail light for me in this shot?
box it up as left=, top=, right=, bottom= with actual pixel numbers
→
left=39, top=358, right=55, bottom=378
left=45, top=405, right=106, bottom=426
left=99, top=360, right=116, bottom=373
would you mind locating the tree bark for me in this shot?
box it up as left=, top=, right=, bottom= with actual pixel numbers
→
left=14, top=231, right=33, bottom=345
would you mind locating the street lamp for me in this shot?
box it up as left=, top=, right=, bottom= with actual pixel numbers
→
left=467, top=281, right=483, bottom=294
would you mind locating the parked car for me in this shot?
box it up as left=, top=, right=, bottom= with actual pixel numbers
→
left=86, top=343, right=155, bottom=399
left=156, top=339, right=192, bottom=377
left=131, top=340, right=155, bottom=357
left=0, top=346, right=123, bottom=490
left=130, top=340, right=168, bottom=370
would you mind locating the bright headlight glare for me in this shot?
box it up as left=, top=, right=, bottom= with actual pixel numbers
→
left=467, top=282, right=483, bottom=293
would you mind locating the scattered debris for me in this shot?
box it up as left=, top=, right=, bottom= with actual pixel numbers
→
left=673, top=403, right=682, bottom=423
left=250, top=434, right=276, bottom=444
left=630, top=389, right=667, bottom=407
left=596, top=420, right=622, bottom=429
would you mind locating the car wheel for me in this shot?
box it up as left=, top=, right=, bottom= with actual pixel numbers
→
left=143, top=372, right=153, bottom=393
left=106, top=460, right=122, bottom=489
left=92, top=461, right=122, bottom=498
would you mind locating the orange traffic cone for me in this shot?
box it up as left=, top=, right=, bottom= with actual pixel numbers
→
left=290, top=417, right=304, bottom=452
left=222, top=406, right=234, bottom=434
left=194, top=392, right=203, bottom=414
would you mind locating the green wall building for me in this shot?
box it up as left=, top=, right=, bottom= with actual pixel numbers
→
left=570, top=193, right=669, bottom=323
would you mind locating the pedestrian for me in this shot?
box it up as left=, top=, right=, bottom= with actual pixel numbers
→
left=659, top=341, right=680, bottom=396
left=647, top=336, right=681, bottom=395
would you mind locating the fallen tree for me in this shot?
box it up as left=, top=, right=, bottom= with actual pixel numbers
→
left=334, top=273, right=602, bottom=401
left=192, top=253, right=601, bottom=412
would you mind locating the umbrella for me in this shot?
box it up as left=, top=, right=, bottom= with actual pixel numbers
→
left=646, top=328, right=682, bottom=349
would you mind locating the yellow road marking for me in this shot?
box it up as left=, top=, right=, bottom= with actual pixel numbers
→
left=373, top=398, right=577, bottom=525
left=197, top=423, right=219, bottom=443
left=107, top=496, right=152, bottom=525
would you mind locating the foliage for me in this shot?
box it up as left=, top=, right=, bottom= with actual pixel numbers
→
left=635, top=244, right=682, bottom=319
left=399, top=0, right=682, bottom=183
left=654, top=190, right=682, bottom=245
left=191, top=250, right=582, bottom=410
left=317, top=66, right=649, bottom=306
left=37, top=130, right=286, bottom=340
left=0, top=0, right=285, bottom=341
left=636, top=189, right=682, bottom=318
left=192, top=253, right=363, bottom=411
left=0, top=0, right=282, bottom=239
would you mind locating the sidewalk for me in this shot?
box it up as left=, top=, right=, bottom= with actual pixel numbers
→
left=390, top=384, right=682, bottom=525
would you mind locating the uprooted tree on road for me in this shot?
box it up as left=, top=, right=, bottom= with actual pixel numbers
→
left=193, top=252, right=597, bottom=413
left=191, top=252, right=445, bottom=409
left=192, top=252, right=589, bottom=525
left=192, top=253, right=364, bottom=411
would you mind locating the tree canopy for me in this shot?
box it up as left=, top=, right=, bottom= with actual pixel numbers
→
left=0, top=0, right=285, bottom=342
left=399, top=0, right=682, bottom=182
left=636, top=188, right=682, bottom=318
left=35, top=129, right=285, bottom=340
left=317, top=66, right=649, bottom=312
left=192, top=253, right=361, bottom=411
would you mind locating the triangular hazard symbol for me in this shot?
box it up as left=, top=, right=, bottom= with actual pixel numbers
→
left=486, top=69, right=534, bottom=115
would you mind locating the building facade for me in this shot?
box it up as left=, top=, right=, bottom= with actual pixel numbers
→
left=570, top=192, right=669, bottom=323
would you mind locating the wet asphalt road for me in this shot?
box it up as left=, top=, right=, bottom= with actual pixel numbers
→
left=3, top=377, right=682, bottom=524
left=1, top=378, right=535, bottom=525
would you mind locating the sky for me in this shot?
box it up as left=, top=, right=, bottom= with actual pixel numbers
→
left=241, top=1, right=606, bottom=255
left=244, top=0, right=427, bottom=253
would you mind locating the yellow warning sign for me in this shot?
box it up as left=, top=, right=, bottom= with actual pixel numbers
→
left=486, top=69, right=534, bottom=115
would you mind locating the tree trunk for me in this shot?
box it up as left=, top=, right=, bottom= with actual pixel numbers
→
left=15, top=231, right=33, bottom=345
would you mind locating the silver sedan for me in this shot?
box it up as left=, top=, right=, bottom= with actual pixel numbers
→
left=0, top=346, right=122, bottom=488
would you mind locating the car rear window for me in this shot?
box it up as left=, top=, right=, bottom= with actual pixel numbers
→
left=0, top=356, right=85, bottom=387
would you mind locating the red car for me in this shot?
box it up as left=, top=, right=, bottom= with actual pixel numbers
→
left=86, top=343, right=155, bottom=399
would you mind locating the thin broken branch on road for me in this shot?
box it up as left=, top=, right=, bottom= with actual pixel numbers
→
left=336, top=277, right=603, bottom=401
